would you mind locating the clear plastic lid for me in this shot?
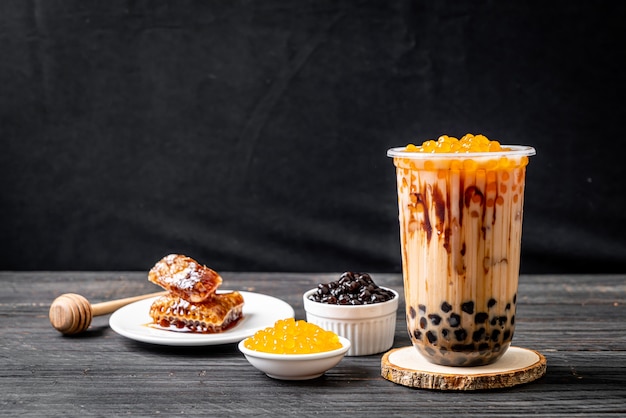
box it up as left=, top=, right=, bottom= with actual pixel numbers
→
left=387, top=145, right=536, bottom=159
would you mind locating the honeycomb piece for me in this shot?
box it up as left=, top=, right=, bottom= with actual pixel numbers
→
left=149, top=291, right=244, bottom=333
left=148, top=254, right=223, bottom=302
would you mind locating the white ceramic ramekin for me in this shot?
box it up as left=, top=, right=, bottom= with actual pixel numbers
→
left=303, top=287, right=399, bottom=356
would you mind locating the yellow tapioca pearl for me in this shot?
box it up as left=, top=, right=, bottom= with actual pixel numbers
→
left=422, top=140, right=437, bottom=152
left=436, top=141, right=452, bottom=152
left=497, top=157, right=510, bottom=169
left=463, top=159, right=478, bottom=171
left=460, top=133, right=474, bottom=142
left=488, top=141, right=502, bottom=152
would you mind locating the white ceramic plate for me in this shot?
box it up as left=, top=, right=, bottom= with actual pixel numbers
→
left=109, top=291, right=295, bottom=346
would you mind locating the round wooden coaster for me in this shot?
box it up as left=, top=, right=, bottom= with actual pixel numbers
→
left=381, top=346, right=546, bottom=390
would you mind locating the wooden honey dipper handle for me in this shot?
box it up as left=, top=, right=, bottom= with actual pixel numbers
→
left=49, top=291, right=167, bottom=335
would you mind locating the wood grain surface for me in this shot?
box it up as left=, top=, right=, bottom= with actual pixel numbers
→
left=1, top=272, right=625, bottom=416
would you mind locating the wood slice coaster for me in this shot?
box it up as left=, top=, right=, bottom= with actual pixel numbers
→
left=381, top=346, right=546, bottom=391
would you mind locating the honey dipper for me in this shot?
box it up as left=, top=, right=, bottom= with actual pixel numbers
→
left=49, top=291, right=167, bottom=335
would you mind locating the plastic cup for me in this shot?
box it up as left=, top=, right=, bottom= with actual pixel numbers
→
left=387, top=145, right=536, bottom=366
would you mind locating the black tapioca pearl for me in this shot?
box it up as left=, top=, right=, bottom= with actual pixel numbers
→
left=448, top=313, right=461, bottom=327
left=513, top=293, right=517, bottom=304
left=468, top=357, right=488, bottom=366
left=452, top=343, right=475, bottom=352
left=454, top=328, right=468, bottom=341
left=490, top=317, right=497, bottom=326
left=461, top=301, right=475, bottom=314
left=491, top=329, right=501, bottom=341
left=478, top=342, right=489, bottom=352
left=503, top=329, right=511, bottom=341
left=487, top=298, right=497, bottom=308
left=428, top=314, right=442, bottom=325
left=426, top=331, right=438, bottom=344
left=338, top=294, right=350, bottom=304
left=511, top=315, right=515, bottom=325
left=441, top=301, right=452, bottom=313
left=441, top=328, right=450, bottom=339
left=498, top=316, right=507, bottom=326
left=454, top=356, right=470, bottom=366
left=418, top=304, right=426, bottom=314
left=413, top=329, right=422, bottom=341
left=409, top=306, right=417, bottom=319
left=493, top=343, right=501, bottom=352
left=439, top=357, right=452, bottom=366
left=419, top=317, right=428, bottom=329
left=475, top=312, right=488, bottom=324
left=472, top=328, right=486, bottom=342
left=505, top=303, right=511, bottom=310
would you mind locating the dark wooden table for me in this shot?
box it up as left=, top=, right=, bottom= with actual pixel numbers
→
left=1, top=272, right=625, bottom=416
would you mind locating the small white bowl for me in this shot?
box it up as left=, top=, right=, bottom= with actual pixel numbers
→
left=238, top=336, right=351, bottom=380
left=303, top=287, right=399, bottom=356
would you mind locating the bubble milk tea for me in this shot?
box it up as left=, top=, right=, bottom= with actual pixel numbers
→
left=388, top=134, right=535, bottom=366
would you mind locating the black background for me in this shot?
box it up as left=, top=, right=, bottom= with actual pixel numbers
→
left=1, top=1, right=625, bottom=274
